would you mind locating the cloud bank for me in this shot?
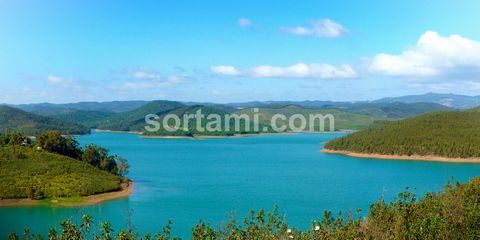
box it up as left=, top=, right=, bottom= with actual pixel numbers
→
left=369, top=31, right=480, bottom=79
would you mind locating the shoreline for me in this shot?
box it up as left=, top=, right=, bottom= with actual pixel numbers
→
left=321, top=149, right=480, bottom=163
left=0, top=181, right=133, bottom=207
left=140, top=131, right=298, bottom=139
left=94, top=128, right=353, bottom=139
left=94, top=129, right=142, bottom=134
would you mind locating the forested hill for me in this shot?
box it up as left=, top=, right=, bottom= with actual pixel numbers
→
left=0, top=131, right=127, bottom=199
left=0, top=105, right=90, bottom=135
left=325, top=109, right=480, bottom=158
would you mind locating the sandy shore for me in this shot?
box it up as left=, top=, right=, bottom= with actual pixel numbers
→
left=94, top=129, right=143, bottom=134
left=140, top=131, right=298, bottom=139
left=95, top=128, right=351, bottom=139
left=321, top=149, right=480, bottom=163
left=0, top=181, right=133, bottom=207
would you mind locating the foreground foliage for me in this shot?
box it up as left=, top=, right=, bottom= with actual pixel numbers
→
left=325, top=110, right=480, bottom=158
left=8, top=177, right=480, bottom=239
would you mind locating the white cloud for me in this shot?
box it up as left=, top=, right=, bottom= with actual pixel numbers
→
left=211, top=63, right=357, bottom=79
left=281, top=19, right=348, bottom=38
left=131, top=69, right=161, bottom=80
left=116, top=68, right=187, bottom=91
left=46, top=75, right=82, bottom=90
left=47, top=75, right=70, bottom=85
left=238, top=18, right=253, bottom=28
left=369, top=31, right=480, bottom=78
left=210, top=65, right=241, bottom=76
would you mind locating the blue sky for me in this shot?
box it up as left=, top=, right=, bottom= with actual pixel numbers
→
left=1, top=0, right=480, bottom=104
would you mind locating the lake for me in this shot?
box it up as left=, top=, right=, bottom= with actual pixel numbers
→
left=1, top=131, right=480, bottom=238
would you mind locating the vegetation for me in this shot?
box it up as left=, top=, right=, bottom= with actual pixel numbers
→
left=325, top=110, right=480, bottom=158
left=0, top=105, right=90, bottom=135
left=15, top=100, right=148, bottom=114
left=7, top=177, right=480, bottom=239
left=46, top=109, right=115, bottom=128
left=0, top=131, right=129, bottom=199
left=337, top=102, right=450, bottom=119
left=143, top=105, right=270, bottom=137
left=96, top=100, right=184, bottom=131
left=8, top=99, right=456, bottom=137
left=237, top=105, right=385, bottom=131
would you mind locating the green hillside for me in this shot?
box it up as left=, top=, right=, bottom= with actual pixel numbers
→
left=340, top=102, right=450, bottom=118
left=43, top=109, right=115, bottom=128
left=96, top=100, right=184, bottom=131
left=143, top=105, right=267, bottom=136
left=325, top=110, right=480, bottom=158
left=0, top=105, right=90, bottom=135
left=15, top=100, right=148, bottom=113
left=236, top=105, right=385, bottom=131
left=0, top=146, right=122, bottom=199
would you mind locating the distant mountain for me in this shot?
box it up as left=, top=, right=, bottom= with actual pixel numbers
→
left=0, top=105, right=90, bottom=135
left=336, top=102, right=450, bottom=118
left=229, top=101, right=449, bottom=118
left=373, top=93, right=480, bottom=109
left=15, top=100, right=148, bottom=114
left=236, top=105, right=385, bottom=131
left=325, top=109, right=480, bottom=158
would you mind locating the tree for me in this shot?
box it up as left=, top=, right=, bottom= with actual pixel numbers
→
left=115, top=156, right=130, bottom=178
left=81, top=144, right=118, bottom=173
left=35, top=131, right=81, bottom=159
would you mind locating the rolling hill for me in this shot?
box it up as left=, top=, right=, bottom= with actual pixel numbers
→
left=324, top=109, right=480, bottom=158
left=236, top=105, right=386, bottom=131
left=143, top=105, right=266, bottom=136
left=15, top=100, right=148, bottom=114
left=0, top=145, right=122, bottom=199
left=39, top=108, right=115, bottom=128
left=96, top=100, right=185, bottom=131
left=374, top=93, right=480, bottom=109
left=0, top=105, right=90, bottom=135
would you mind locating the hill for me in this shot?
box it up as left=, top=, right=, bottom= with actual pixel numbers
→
left=0, top=105, right=90, bottom=135
left=236, top=105, right=385, bottom=131
left=38, top=108, right=115, bottom=128
left=15, top=100, right=148, bottom=114
left=373, top=93, right=480, bottom=109
left=335, top=102, right=450, bottom=118
left=96, top=100, right=185, bottom=131
left=143, top=105, right=267, bottom=136
left=324, top=110, right=480, bottom=158
left=0, top=146, right=122, bottom=199
left=230, top=101, right=450, bottom=118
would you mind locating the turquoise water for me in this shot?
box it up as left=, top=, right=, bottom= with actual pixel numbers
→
left=1, top=132, right=480, bottom=238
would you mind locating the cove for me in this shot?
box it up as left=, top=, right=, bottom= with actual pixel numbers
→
left=1, top=131, right=480, bottom=238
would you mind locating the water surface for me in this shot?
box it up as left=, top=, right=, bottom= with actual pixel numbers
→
left=1, top=132, right=479, bottom=237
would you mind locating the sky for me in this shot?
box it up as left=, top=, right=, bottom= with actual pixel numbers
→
left=1, top=0, right=480, bottom=104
